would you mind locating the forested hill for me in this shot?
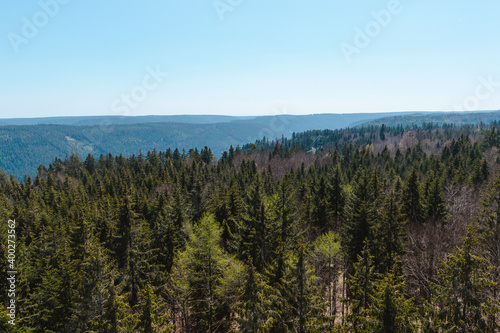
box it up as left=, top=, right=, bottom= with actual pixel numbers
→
left=1, top=111, right=499, bottom=178
left=0, top=112, right=411, bottom=126
left=0, top=122, right=499, bottom=331
left=0, top=115, right=252, bottom=126
left=0, top=112, right=412, bottom=178
left=357, top=109, right=500, bottom=127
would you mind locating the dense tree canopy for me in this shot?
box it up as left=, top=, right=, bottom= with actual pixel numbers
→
left=1, top=122, right=500, bottom=331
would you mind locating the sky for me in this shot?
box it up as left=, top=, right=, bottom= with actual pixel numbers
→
left=1, top=0, right=499, bottom=118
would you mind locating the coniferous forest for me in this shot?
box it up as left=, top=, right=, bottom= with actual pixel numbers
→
left=1, top=122, right=500, bottom=332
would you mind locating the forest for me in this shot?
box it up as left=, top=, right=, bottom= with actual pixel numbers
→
left=1, top=121, right=500, bottom=332
left=1, top=111, right=497, bottom=179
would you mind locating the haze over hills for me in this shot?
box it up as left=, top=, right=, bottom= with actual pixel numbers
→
left=357, top=110, right=500, bottom=127
left=0, top=115, right=255, bottom=126
left=0, top=112, right=417, bottom=127
left=1, top=111, right=500, bottom=178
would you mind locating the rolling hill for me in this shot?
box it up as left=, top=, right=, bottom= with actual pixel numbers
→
left=1, top=111, right=499, bottom=178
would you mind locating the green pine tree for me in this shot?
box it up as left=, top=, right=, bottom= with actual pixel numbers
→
left=364, top=273, right=420, bottom=333
left=401, top=168, right=424, bottom=225
left=427, top=226, right=499, bottom=332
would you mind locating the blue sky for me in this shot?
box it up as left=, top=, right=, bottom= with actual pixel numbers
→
left=1, top=0, right=499, bottom=118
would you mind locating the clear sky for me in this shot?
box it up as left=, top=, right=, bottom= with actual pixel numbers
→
left=1, top=0, right=499, bottom=118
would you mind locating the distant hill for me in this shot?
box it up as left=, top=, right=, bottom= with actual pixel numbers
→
left=356, top=110, right=500, bottom=127
left=1, top=111, right=499, bottom=178
left=0, top=115, right=254, bottom=126
left=0, top=112, right=414, bottom=127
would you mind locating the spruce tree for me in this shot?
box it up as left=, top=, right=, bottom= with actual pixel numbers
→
left=373, top=191, right=405, bottom=274
left=428, top=226, right=499, bottom=332
left=326, top=165, right=345, bottom=231
left=236, top=261, right=275, bottom=332
left=171, top=214, right=244, bottom=332
left=425, top=176, right=447, bottom=225
left=473, top=169, right=500, bottom=328
left=365, top=273, right=419, bottom=332
left=345, top=241, right=377, bottom=332
left=401, top=168, right=424, bottom=225
left=312, top=231, right=342, bottom=328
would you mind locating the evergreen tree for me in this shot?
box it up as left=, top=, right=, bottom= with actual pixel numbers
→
left=379, top=124, right=386, bottom=141
left=326, top=165, right=345, bottom=230
left=312, top=231, right=342, bottom=328
left=401, top=168, right=424, bottom=224
left=311, top=176, right=330, bottom=234
left=345, top=242, right=377, bottom=332
left=2, top=121, right=500, bottom=331
left=270, top=173, right=296, bottom=283
left=473, top=169, right=500, bottom=328
left=137, top=283, right=173, bottom=333
left=425, top=176, right=447, bottom=225
left=239, top=181, right=274, bottom=273
left=365, top=273, right=419, bottom=332
left=235, top=261, right=275, bottom=332
left=271, top=246, right=326, bottom=332
left=171, top=214, right=244, bottom=332
left=344, top=172, right=375, bottom=275
left=373, top=191, right=405, bottom=274
left=428, top=226, right=499, bottom=332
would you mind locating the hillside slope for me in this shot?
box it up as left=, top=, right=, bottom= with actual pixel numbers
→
left=2, top=111, right=499, bottom=178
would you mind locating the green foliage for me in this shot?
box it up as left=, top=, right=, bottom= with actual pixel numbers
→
left=372, top=191, right=405, bottom=274
left=344, top=241, right=377, bottom=332
left=401, top=168, right=424, bottom=224
left=424, top=175, right=447, bottom=224
left=0, top=121, right=499, bottom=331
left=365, top=273, right=420, bottom=333
left=344, top=172, right=376, bottom=275
left=171, top=214, right=244, bottom=332
left=235, top=262, right=276, bottom=332
left=270, top=246, right=326, bottom=332
left=313, top=231, right=342, bottom=327
left=137, top=283, right=173, bottom=333
left=326, top=165, right=346, bottom=229
left=427, top=226, right=499, bottom=332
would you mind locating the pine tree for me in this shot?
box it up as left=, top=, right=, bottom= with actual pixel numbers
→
left=373, top=191, right=405, bottom=274
left=33, top=241, right=79, bottom=332
left=311, top=176, right=330, bottom=234
left=425, top=176, right=447, bottom=225
left=271, top=246, right=326, bottom=332
left=137, top=283, right=173, bottom=333
left=239, top=181, right=274, bottom=273
left=235, top=261, right=275, bottom=332
left=379, top=124, right=386, bottom=141
left=345, top=242, right=377, bottom=332
left=80, top=233, right=117, bottom=332
left=428, top=226, right=499, bottom=332
left=313, top=231, right=342, bottom=328
left=270, top=173, right=296, bottom=283
left=473, top=169, right=500, bottom=328
left=171, top=214, right=244, bottom=332
left=401, top=168, right=424, bottom=225
left=326, top=165, right=345, bottom=231
left=365, top=273, right=419, bottom=332
left=344, top=172, right=375, bottom=275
